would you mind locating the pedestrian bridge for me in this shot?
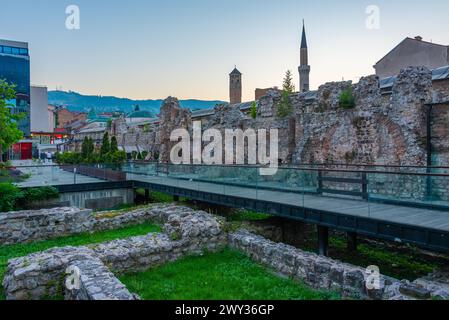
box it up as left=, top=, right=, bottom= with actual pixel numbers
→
left=12, top=162, right=449, bottom=254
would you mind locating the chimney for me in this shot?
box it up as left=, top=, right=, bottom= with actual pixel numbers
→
left=415, top=36, right=423, bottom=41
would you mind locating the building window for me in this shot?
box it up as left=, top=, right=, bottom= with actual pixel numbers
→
left=19, top=48, right=28, bottom=55
left=3, top=46, right=12, bottom=54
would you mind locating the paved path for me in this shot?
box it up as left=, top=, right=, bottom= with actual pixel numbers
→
left=16, top=166, right=103, bottom=188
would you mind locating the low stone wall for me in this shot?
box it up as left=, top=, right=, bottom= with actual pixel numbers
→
left=64, top=256, right=138, bottom=300
left=3, top=205, right=449, bottom=300
left=3, top=206, right=226, bottom=300
left=0, top=204, right=185, bottom=245
left=228, top=230, right=449, bottom=300
left=0, top=208, right=93, bottom=245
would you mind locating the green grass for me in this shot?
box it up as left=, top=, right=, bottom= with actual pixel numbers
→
left=135, top=189, right=188, bottom=204
left=229, top=210, right=273, bottom=222
left=328, top=236, right=439, bottom=281
left=119, top=249, right=339, bottom=300
left=0, top=222, right=161, bottom=300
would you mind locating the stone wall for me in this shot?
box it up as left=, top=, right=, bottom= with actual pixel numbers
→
left=228, top=230, right=449, bottom=300
left=3, top=206, right=449, bottom=300
left=0, top=207, right=94, bottom=245
left=431, top=103, right=449, bottom=166
left=153, top=67, right=437, bottom=167
left=107, top=67, right=449, bottom=168
left=2, top=205, right=226, bottom=300
left=0, top=204, right=212, bottom=246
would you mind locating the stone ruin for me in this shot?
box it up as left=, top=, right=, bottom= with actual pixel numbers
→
left=2, top=205, right=226, bottom=300
left=110, top=66, right=449, bottom=167
left=2, top=205, right=449, bottom=300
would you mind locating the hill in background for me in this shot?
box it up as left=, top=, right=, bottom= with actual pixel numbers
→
left=48, top=90, right=226, bottom=116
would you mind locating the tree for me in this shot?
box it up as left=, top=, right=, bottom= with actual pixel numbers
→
left=0, top=80, right=24, bottom=163
left=277, top=70, right=295, bottom=118
left=110, top=136, right=118, bottom=153
left=101, top=132, right=110, bottom=156
left=81, top=137, right=96, bottom=162
left=250, top=101, right=257, bottom=119
left=81, top=137, right=89, bottom=159
left=87, top=138, right=95, bottom=154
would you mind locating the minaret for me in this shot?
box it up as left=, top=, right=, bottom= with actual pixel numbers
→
left=229, top=66, right=242, bottom=105
left=298, top=20, right=310, bottom=92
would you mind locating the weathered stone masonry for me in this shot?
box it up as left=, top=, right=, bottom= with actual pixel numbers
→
left=2, top=205, right=226, bottom=300
left=123, top=66, right=449, bottom=167
left=3, top=206, right=449, bottom=300
left=228, top=230, right=449, bottom=300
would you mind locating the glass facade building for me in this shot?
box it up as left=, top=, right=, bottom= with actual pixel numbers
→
left=0, top=39, right=31, bottom=137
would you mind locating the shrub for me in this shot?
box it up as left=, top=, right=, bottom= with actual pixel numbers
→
left=0, top=182, right=23, bottom=212
left=250, top=101, right=257, bottom=119
left=23, top=187, right=59, bottom=202
left=339, top=87, right=356, bottom=109
left=277, top=70, right=295, bottom=118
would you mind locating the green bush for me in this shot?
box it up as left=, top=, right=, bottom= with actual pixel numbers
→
left=339, top=87, right=356, bottom=109
left=0, top=182, right=23, bottom=212
left=22, top=187, right=59, bottom=202
left=250, top=101, right=257, bottom=119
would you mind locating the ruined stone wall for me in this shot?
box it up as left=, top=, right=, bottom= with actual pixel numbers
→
left=113, top=117, right=160, bottom=160
left=3, top=205, right=226, bottom=300
left=431, top=103, right=449, bottom=166
left=0, top=204, right=201, bottom=246
left=159, top=97, right=192, bottom=163
left=0, top=208, right=94, bottom=245
left=432, top=80, right=449, bottom=103
left=156, top=67, right=442, bottom=167
left=229, top=230, right=449, bottom=300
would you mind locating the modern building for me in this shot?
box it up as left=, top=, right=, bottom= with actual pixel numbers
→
left=298, top=21, right=311, bottom=92
left=0, top=39, right=31, bottom=136
left=374, top=36, right=449, bottom=78
left=0, top=39, right=31, bottom=159
left=229, top=67, right=242, bottom=105
left=30, top=85, right=55, bottom=133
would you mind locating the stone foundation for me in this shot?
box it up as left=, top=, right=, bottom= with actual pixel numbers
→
left=2, top=205, right=226, bottom=300
left=228, top=230, right=449, bottom=300
left=0, top=204, right=198, bottom=245
left=3, top=206, right=449, bottom=300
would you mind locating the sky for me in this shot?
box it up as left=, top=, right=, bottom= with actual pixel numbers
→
left=1, top=0, right=448, bottom=102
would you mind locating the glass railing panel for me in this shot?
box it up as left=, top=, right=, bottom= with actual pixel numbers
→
left=302, top=168, right=370, bottom=217
left=367, top=172, right=430, bottom=207
left=427, top=174, right=449, bottom=210
left=220, top=165, right=258, bottom=199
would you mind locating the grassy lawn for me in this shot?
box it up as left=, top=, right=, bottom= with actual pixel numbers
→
left=119, top=249, right=339, bottom=300
left=229, top=210, right=273, bottom=222
left=0, top=222, right=161, bottom=300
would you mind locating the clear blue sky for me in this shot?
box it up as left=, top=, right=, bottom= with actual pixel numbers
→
left=1, top=0, right=448, bottom=101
